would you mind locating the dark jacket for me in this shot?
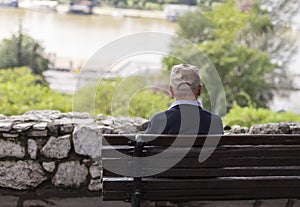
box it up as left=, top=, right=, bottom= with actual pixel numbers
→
left=145, top=104, right=223, bottom=135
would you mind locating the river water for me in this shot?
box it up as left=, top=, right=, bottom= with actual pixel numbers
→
left=0, top=7, right=299, bottom=113
left=0, top=7, right=176, bottom=68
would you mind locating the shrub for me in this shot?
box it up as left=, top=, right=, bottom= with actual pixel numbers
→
left=224, top=103, right=300, bottom=127
left=0, top=67, right=72, bottom=115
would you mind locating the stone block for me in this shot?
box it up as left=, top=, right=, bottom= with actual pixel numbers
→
left=291, top=123, right=300, bottom=134
left=46, top=122, right=59, bottom=136
left=99, top=126, right=113, bottom=134
left=12, top=122, right=34, bottom=131
left=54, top=117, right=74, bottom=125
left=27, top=130, right=48, bottom=137
left=42, top=162, right=56, bottom=173
left=225, top=125, right=249, bottom=134
left=33, top=122, right=48, bottom=130
left=0, top=122, right=13, bottom=132
left=0, top=161, right=47, bottom=190
left=2, top=133, right=19, bottom=138
left=88, top=179, right=102, bottom=191
left=0, top=114, right=6, bottom=120
left=52, top=161, right=88, bottom=188
left=89, top=165, right=101, bottom=178
left=96, top=116, right=148, bottom=134
left=73, top=126, right=102, bottom=157
left=28, top=139, right=38, bottom=159
left=0, top=139, right=25, bottom=158
left=60, top=123, right=74, bottom=134
left=41, top=135, right=71, bottom=159
left=249, top=122, right=291, bottom=134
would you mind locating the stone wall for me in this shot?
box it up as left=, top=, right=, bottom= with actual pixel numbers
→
left=0, top=110, right=299, bottom=206
left=0, top=110, right=148, bottom=206
left=224, top=122, right=300, bottom=134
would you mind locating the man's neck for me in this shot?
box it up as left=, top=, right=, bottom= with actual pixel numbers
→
left=175, top=97, right=197, bottom=101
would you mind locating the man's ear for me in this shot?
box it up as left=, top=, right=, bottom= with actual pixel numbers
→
left=198, top=84, right=203, bottom=96
left=169, top=85, right=175, bottom=98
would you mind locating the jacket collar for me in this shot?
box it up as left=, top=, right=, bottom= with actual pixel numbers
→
left=168, top=100, right=203, bottom=110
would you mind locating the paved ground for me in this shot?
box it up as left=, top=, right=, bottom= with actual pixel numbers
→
left=0, top=196, right=130, bottom=207
left=0, top=196, right=299, bottom=207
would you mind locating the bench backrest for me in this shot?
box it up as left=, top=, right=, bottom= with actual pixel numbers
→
left=102, top=134, right=300, bottom=204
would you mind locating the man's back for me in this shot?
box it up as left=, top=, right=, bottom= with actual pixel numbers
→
left=145, top=104, right=223, bottom=135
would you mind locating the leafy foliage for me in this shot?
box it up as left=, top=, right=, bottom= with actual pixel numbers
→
left=224, top=103, right=300, bottom=127
left=74, top=77, right=173, bottom=119
left=198, top=0, right=223, bottom=10
left=177, top=10, right=215, bottom=43
left=0, top=26, right=49, bottom=75
left=236, top=1, right=298, bottom=90
left=163, top=0, right=295, bottom=110
left=199, top=41, right=275, bottom=108
left=0, top=67, right=72, bottom=115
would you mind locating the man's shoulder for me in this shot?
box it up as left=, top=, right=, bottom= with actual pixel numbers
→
left=201, top=109, right=223, bottom=134
left=201, top=108, right=222, bottom=118
left=150, top=111, right=168, bottom=121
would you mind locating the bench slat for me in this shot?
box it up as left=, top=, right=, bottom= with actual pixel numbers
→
left=103, top=177, right=300, bottom=191
left=103, top=188, right=300, bottom=201
left=144, top=189, right=300, bottom=201
left=152, top=167, right=300, bottom=177
left=145, top=147, right=300, bottom=158
left=103, top=167, right=300, bottom=177
left=145, top=187, right=300, bottom=197
left=103, top=157, right=300, bottom=168
left=103, top=146, right=300, bottom=158
left=103, top=134, right=300, bottom=146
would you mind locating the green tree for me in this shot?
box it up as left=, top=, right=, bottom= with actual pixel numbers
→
left=176, top=10, right=215, bottom=43
left=0, top=67, right=71, bottom=115
left=235, top=0, right=299, bottom=91
left=163, top=0, right=295, bottom=110
left=0, top=26, right=49, bottom=75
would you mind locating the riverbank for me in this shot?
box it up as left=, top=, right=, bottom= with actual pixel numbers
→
left=22, top=3, right=166, bottom=19
left=93, top=6, right=165, bottom=19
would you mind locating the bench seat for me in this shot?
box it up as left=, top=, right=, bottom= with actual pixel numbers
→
left=102, top=134, right=300, bottom=206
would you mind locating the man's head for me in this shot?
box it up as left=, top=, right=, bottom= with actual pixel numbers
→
left=169, top=64, right=202, bottom=100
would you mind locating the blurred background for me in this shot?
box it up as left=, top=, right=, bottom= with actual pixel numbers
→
left=0, top=0, right=299, bottom=127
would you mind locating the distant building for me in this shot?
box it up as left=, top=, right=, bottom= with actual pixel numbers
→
left=0, top=0, right=18, bottom=7
left=164, top=4, right=198, bottom=22
left=70, top=0, right=93, bottom=14
left=18, top=0, right=57, bottom=10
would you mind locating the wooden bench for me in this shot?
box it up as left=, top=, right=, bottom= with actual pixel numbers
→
left=102, top=134, right=300, bottom=207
